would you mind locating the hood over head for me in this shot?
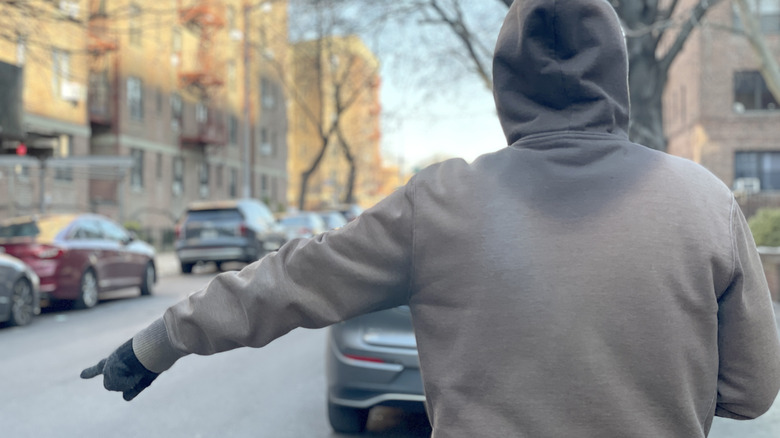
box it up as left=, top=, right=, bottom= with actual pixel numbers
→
left=493, top=0, right=630, bottom=144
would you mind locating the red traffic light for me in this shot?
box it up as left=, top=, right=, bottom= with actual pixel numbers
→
left=16, top=143, right=27, bottom=156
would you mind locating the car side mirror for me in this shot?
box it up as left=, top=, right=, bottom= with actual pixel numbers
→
left=124, top=232, right=137, bottom=244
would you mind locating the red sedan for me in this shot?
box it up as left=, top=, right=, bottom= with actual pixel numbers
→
left=0, top=213, right=156, bottom=309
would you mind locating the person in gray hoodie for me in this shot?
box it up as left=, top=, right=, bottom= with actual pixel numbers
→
left=82, top=0, right=780, bottom=436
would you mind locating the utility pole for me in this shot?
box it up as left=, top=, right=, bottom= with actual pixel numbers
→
left=242, top=1, right=252, bottom=199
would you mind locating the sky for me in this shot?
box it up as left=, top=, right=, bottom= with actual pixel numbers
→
left=380, top=77, right=507, bottom=171
left=288, top=0, right=509, bottom=172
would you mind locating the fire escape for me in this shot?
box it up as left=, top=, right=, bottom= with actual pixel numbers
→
left=178, top=0, right=227, bottom=147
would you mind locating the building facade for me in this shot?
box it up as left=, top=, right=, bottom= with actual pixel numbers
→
left=664, top=0, right=780, bottom=218
left=0, top=0, right=92, bottom=217
left=0, top=0, right=290, bottom=247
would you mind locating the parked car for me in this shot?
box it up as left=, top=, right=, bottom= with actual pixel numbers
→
left=326, top=305, right=426, bottom=433
left=318, top=210, right=349, bottom=230
left=279, top=212, right=328, bottom=239
left=0, top=213, right=156, bottom=309
left=336, top=204, right=364, bottom=222
left=175, top=199, right=287, bottom=274
left=0, top=252, right=40, bottom=326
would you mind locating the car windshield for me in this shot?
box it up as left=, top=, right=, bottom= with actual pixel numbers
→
left=280, top=215, right=313, bottom=227
left=0, top=221, right=39, bottom=239
left=0, top=215, right=76, bottom=242
left=185, top=209, right=243, bottom=223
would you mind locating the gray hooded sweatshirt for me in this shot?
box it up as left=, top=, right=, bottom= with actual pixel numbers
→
left=133, top=0, right=780, bottom=436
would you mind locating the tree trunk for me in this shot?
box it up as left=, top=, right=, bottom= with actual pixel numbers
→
left=627, top=35, right=667, bottom=151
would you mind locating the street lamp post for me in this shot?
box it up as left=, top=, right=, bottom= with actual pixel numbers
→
left=242, top=2, right=252, bottom=199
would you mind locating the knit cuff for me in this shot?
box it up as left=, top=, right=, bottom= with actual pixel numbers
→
left=132, top=318, right=187, bottom=374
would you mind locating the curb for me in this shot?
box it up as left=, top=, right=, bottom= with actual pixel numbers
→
left=154, top=252, right=180, bottom=278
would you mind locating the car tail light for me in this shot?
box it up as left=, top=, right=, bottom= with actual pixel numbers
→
left=344, top=354, right=385, bottom=364
left=300, top=227, right=312, bottom=236
left=32, top=244, right=64, bottom=259
left=237, top=223, right=249, bottom=236
left=174, top=224, right=182, bottom=240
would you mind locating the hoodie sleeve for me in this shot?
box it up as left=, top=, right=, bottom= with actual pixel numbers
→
left=715, top=201, right=780, bottom=420
left=133, top=183, right=415, bottom=373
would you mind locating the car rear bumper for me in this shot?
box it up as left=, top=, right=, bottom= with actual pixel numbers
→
left=176, top=246, right=252, bottom=264
left=326, top=332, right=425, bottom=410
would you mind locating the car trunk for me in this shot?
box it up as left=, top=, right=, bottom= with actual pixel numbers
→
left=182, top=209, right=246, bottom=240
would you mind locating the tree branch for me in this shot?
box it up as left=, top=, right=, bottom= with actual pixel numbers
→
left=659, top=0, right=723, bottom=75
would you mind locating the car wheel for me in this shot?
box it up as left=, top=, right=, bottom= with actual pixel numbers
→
left=327, top=401, right=369, bottom=434
left=140, top=262, right=155, bottom=296
left=180, top=262, right=194, bottom=274
left=74, top=269, right=99, bottom=310
left=9, top=278, right=34, bottom=326
left=215, top=261, right=224, bottom=272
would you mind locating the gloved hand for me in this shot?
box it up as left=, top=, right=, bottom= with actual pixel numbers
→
left=80, top=339, right=159, bottom=401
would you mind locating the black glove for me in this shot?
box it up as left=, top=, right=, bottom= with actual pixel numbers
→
left=80, top=339, right=159, bottom=401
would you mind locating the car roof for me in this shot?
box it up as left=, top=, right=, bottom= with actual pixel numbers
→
left=186, top=199, right=251, bottom=211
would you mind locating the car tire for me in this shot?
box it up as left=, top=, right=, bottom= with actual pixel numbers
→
left=74, top=268, right=99, bottom=310
left=9, top=278, right=34, bottom=326
left=140, top=262, right=155, bottom=296
left=215, top=261, right=224, bottom=272
left=327, top=401, right=369, bottom=434
left=180, top=262, right=194, bottom=274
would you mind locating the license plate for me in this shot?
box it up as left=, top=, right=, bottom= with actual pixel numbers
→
left=201, top=229, right=218, bottom=239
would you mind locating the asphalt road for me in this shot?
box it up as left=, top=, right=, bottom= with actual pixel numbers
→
left=1, top=266, right=778, bottom=437
left=0, top=269, right=431, bottom=438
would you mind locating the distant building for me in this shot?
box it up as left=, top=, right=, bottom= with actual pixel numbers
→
left=287, top=35, right=384, bottom=211
left=0, top=0, right=91, bottom=217
left=664, top=0, right=780, bottom=218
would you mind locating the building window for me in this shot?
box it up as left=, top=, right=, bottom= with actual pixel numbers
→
left=199, top=162, right=210, bottom=198
left=16, top=35, right=26, bottom=66
left=735, top=151, right=780, bottom=191
left=129, top=148, right=144, bottom=189
left=170, top=92, right=182, bottom=129
left=127, top=77, right=144, bottom=120
left=172, top=156, right=184, bottom=195
left=54, top=135, right=73, bottom=181
left=734, top=0, right=780, bottom=34
left=216, top=164, right=223, bottom=188
left=734, top=70, right=779, bottom=111
left=229, top=115, right=238, bottom=144
left=261, top=77, right=276, bottom=109
left=156, top=90, right=163, bottom=114
left=261, top=174, right=269, bottom=198
left=229, top=167, right=237, bottom=198
left=52, top=49, right=70, bottom=98
left=196, top=102, right=207, bottom=123
left=156, top=152, right=163, bottom=179
left=259, top=128, right=272, bottom=156
left=129, top=4, right=143, bottom=46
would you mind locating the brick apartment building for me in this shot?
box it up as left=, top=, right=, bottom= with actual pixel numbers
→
left=0, top=0, right=290, bottom=247
left=664, top=0, right=780, bottom=219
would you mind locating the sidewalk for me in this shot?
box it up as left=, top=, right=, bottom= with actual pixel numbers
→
left=154, top=252, right=180, bottom=278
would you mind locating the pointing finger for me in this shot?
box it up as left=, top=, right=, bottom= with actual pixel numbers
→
left=80, top=359, right=107, bottom=379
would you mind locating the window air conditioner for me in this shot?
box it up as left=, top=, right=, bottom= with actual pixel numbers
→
left=60, top=81, right=84, bottom=102
left=733, top=177, right=761, bottom=194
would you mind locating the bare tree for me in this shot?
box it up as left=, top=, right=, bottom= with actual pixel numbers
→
left=356, top=0, right=725, bottom=152
left=282, top=0, right=381, bottom=209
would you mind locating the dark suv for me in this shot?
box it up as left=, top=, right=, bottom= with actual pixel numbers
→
left=174, top=199, right=287, bottom=273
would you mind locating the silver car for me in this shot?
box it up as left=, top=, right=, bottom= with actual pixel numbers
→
left=326, top=305, right=426, bottom=433
left=175, top=199, right=287, bottom=273
left=0, top=252, right=40, bottom=327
